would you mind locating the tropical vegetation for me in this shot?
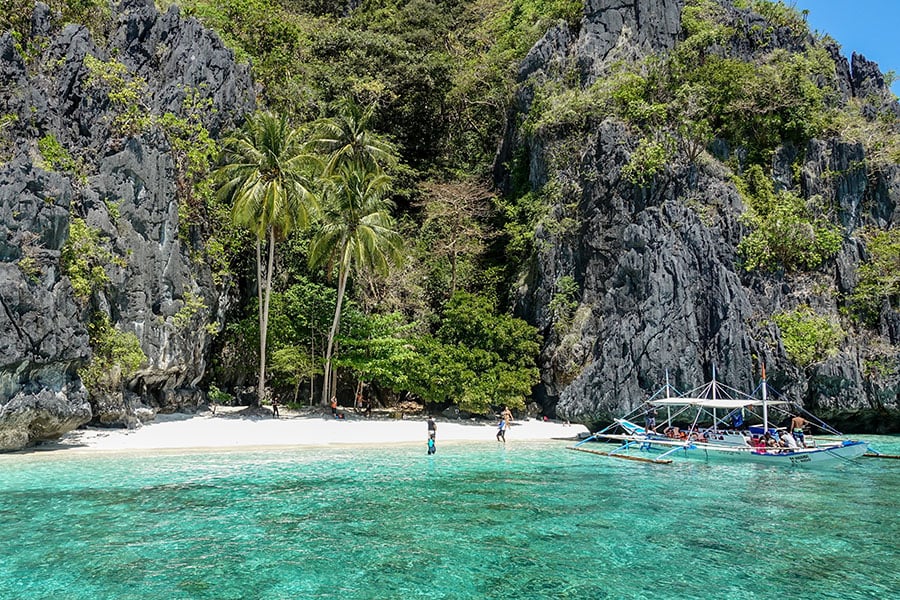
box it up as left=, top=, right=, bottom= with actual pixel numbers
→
left=214, top=112, right=319, bottom=404
left=7, top=0, right=897, bottom=410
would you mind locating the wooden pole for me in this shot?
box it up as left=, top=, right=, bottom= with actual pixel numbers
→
left=568, top=445, right=673, bottom=464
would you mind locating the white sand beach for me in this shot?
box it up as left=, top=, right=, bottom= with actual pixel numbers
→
left=36, top=407, right=589, bottom=453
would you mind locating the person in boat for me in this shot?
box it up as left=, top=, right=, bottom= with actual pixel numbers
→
left=779, top=430, right=798, bottom=449
left=644, top=409, right=658, bottom=433
left=663, top=426, right=676, bottom=438
left=789, top=415, right=809, bottom=448
left=763, top=431, right=778, bottom=449
left=688, top=431, right=707, bottom=443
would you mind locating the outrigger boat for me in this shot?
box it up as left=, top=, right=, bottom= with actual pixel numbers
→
left=571, top=366, right=869, bottom=467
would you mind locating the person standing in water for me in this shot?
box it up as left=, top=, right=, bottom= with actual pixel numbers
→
left=496, top=416, right=507, bottom=443
left=426, top=416, right=437, bottom=454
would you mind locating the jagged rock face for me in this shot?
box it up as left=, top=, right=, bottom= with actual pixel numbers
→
left=498, top=0, right=899, bottom=429
left=0, top=162, right=91, bottom=449
left=0, top=0, right=254, bottom=449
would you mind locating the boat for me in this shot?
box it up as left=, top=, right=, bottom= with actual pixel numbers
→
left=571, top=366, right=869, bottom=467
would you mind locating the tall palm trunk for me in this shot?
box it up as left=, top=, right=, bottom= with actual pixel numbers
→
left=256, top=227, right=276, bottom=405
left=309, top=333, right=315, bottom=407
left=255, top=238, right=265, bottom=404
left=321, top=261, right=350, bottom=405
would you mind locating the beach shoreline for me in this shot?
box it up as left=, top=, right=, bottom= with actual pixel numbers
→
left=19, top=407, right=590, bottom=455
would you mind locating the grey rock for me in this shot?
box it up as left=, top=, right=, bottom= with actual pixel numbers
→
left=498, top=0, right=900, bottom=429
left=0, top=0, right=254, bottom=449
left=0, top=387, right=91, bottom=451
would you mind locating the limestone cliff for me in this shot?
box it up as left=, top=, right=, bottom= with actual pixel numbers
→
left=498, top=0, right=899, bottom=430
left=0, top=0, right=254, bottom=449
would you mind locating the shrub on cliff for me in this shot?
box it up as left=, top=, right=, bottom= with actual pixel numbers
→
left=773, top=305, right=844, bottom=368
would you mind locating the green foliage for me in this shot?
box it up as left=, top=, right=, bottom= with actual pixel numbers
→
left=336, top=311, right=419, bottom=392
left=79, top=313, right=147, bottom=394
left=17, top=254, right=41, bottom=283
left=680, top=0, right=735, bottom=55
left=266, top=278, right=337, bottom=395
left=60, top=218, right=123, bottom=301
left=524, top=0, right=837, bottom=169
left=215, top=110, right=320, bottom=402
left=37, top=134, right=78, bottom=173
left=1, top=0, right=113, bottom=44
left=82, top=54, right=152, bottom=136
left=773, top=305, right=843, bottom=368
left=270, top=346, right=320, bottom=399
left=216, top=111, right=319, bottom=240
left=406, top=292, right=540, bottom=413
left=733, top=0, right=810, bottom=37
left=826, top=99, right=900, bottom=173
left=848, top=228, right=900, bottom=326
left=172, top=291, right=208, bottom=329
left=207, top=384, right=233, bottom=405
left=496, top=190, right=550, bottom=265
left=736, top=166, right=842, bottom=273
left=0, top=112, right=18, bottom=162
left=549, top=275, right=578, bottom=334
left=622, top=137, right=670, bottom=185
left=159, top=90, right=222, bottom=244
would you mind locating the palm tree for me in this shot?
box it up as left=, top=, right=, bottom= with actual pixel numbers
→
left=309, top=165, right=403, bottom=405
left=307, top=99, right=397, bottom=176
left=215, top=111, right=319, bottom=404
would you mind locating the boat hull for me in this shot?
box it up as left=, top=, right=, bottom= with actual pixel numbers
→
left=640, top=440, right=869, bottom=467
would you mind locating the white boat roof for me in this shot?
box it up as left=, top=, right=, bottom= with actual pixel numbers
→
left=650, top=397, right=788, bottom=409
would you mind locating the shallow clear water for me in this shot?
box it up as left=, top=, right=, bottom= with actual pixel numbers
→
left=1, top=436, right=898, bottom=600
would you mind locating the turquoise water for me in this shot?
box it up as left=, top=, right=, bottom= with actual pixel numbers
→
left=1, top=436, right=899, bottom=600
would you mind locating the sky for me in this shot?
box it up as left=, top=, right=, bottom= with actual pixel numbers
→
left=792, top=0, right=900, bottom=96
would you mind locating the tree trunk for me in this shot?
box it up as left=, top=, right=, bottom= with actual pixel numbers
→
left=309, top=333, right=315, bottom=407
left=255, top=237, right=265, bottom=406
left=257, top=228, right=276, bottom=405
left=321, top=263, right=350, bottom=405
left=450, top=251, right=457, bottom=297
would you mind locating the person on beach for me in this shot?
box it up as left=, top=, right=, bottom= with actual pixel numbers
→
left=427, top=416, right=437, bottom=440
left=272, top=398, right=279, bottom=419
left=790, top=415, right=809, bottom=447
left=497, top=416, right=507, bottom=443
left=330, top=397, right=338, bottom=419
left=501, top=406, right=513, bottom=424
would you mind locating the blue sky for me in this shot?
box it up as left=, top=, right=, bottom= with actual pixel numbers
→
left=793, top=0, right=900, bottom=96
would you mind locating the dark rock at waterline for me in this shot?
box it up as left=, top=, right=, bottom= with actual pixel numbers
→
left=0, top=0, right=254, bottom=449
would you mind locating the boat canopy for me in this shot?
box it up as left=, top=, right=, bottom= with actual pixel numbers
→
left=649, top=397, right=788, bottom=409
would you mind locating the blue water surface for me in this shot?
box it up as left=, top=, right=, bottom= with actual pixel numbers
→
left=1, top=436, right=898, bottom=600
